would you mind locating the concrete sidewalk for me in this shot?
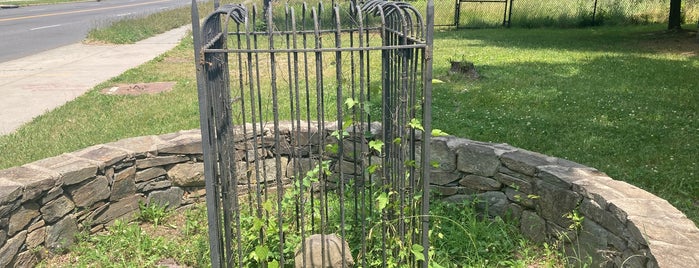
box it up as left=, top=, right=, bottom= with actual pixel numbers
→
left=0, top=26, right=191, bottom=136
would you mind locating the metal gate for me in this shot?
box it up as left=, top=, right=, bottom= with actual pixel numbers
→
left=191, top=0, right=434, bottom=266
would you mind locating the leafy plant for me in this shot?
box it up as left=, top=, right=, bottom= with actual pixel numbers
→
left=138, top=201, right=171, bottom=227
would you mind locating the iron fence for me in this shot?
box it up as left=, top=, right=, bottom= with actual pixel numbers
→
left=192, top=0, right=434, bottom=266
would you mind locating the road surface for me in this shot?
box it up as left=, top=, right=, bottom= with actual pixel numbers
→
left=0, top=0, right=190, bottom=62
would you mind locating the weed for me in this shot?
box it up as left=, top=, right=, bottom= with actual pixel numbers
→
left=138, top=201, right=171, bottom=227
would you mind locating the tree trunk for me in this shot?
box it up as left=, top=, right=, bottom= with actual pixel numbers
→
left=668, top=0, right=682, bottom=30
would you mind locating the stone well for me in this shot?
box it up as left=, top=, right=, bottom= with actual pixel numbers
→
left=0, top=124, right=697, bottom=267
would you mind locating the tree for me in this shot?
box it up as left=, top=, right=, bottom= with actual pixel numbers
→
left=668, top=0, right=682, bottom=30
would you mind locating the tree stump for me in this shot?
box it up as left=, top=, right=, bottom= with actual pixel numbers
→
left=449, top=60, right=480, bottom=80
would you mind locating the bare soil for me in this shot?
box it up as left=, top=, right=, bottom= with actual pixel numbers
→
left=100, top=82, right=176, bottom=96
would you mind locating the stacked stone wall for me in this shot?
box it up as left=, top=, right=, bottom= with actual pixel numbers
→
left=0, top=126, right=697, bottom=267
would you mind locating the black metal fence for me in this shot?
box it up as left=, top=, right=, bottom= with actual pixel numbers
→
left=192, top=0, right=434, bottom=266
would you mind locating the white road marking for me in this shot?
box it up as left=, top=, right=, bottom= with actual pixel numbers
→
left=30, top=24, right=61, bottom=31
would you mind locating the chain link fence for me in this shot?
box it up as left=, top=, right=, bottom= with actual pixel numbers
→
left=411, top=0, right=699, bottom=28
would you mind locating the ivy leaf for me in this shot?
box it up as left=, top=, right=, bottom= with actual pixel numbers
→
left=268, top=260, right=280, bottom=268
left=376, top=192, right=389, bottom=211
left=367, top=164, right=381, bottom=174
left=345, top=97, right=357, bottom=109
left=368, top=140, right=384, bottom=153
left=431, top=129, right=449, bottom=137
left=254, top=245, right=269, bottom=262
left=393, top=137, right=402, bottom=144
left=411, top=244, right=425, bottom=262
left=408, top=118, right=424, bottom=131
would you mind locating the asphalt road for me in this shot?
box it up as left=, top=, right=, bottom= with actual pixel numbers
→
left=0, top=0, right=190, bottom=63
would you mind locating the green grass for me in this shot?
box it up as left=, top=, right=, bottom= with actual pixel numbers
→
left=39, top=204, right=211, bottom=267
left=86, top=3, right=213, bottom=44
left=39, top=198, right=564, bottom=267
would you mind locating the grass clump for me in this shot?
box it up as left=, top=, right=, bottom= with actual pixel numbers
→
left=85, top=3, right=213, bottom=44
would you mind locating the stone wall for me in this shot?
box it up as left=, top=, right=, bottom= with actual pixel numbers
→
left=0, top=126, right=697, bottom=267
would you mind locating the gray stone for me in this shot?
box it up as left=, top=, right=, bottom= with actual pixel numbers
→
left=474, top=191, right=508, bottom=217
left=156, top=130, right=202, bottom=154
left=71, top=145, right=129, bottom=169
left=626, top=214, right=699, bottom=247
left=30, top=154, right=97, bottom=186
left=503, top=203, right=523, bottom=222
left=340, top=139, right=369, bottom=161
left=577, top=219, right=616, bottom=267
left=168, top=162, right=204, bottom=187
left=456, top=143, right=500, bottom=177
left=286, top=158, right=318, bottom=179
left=442, top=194, right=476, bottom=204
left=520, top=210, right=546, bottom=243
left=579, top=198, right=625, bottom=237
left=94, top=194, right=143, bottom=225
left=148, top=187, right=184, bottom=211
left=333, top=160, right=361, bottom=175
left=139, top=180, right=173, bottom=192
left=430, top=138, right=456, bottom=171
left=41, top=186, right=64, bottom=205
left=136, top=156, right=189, bottom=169
left=12, top=250, right=40, bottom=268
left=46, top=215, right=77, bottom=251
left=27, top=219, right=44, bottom=233
left=243, top=148, right=269, bottom=161
left=494, top=172, right=533, bottom=194
left=500, top=149, right=559, bottom=177
left=546, top=221, right=577, bottom=242
left=249, top=157, right=289, bottom=183
left=459, top=175, right=502, bottom=191
left=643, top=241, right=697, bottom=268
left=111, top=166, right=137, bottom=201
left=609, top=197, right=685, bottom=226
left=107, top=135, right=159, bottom=157
left=135, top=167, right=167, bottom=182
left=41, top=196, right=75, bottom=223
left=537, top=165, right=605, bottom=190
left=9, top=202, right=40, bottom=236
left=1, top=166, right=58, bottom=202
left=68, top=176, right=110, bottom=208
left=289, top=125, right=322, bottom=147
left=571, top=179, right=624, bottom=210
left=0, top=230, right=26, bottom=267
left=0, top=229, right=5, bottom=248
left=430, top=171, right=461, bottom=186
left=430, top=185, right=460, bottom=196
left=534, top=180, right=581, bottom=228
left=0, top=179, right=22, bottom=206
left=294, top=234, right=354, bottom=268
left=503, top=187, right=535, bottom=208
left=26, top=226, right=46, bottom=248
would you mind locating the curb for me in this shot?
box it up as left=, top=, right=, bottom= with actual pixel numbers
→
left=0, top=4, right=20, bottom=8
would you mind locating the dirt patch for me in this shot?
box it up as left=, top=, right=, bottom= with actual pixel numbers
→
left=638, top=29, right=699, bottom=56
left=101, top=82, right=176, bottom=96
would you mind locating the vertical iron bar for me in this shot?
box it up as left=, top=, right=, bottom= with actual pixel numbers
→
left=192, top=2, right=224, bottom=267
left=422, top=0, right=435, bottom=265
left=332, top=6, right=348, bottom=268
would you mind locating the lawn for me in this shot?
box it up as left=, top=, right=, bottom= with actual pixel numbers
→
left=0, top=19, right=696, bottom=229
